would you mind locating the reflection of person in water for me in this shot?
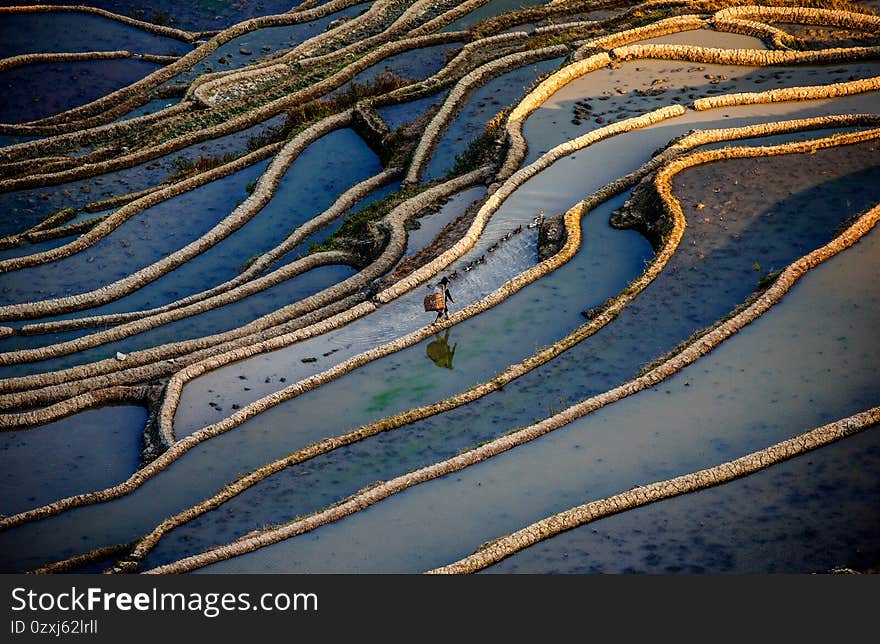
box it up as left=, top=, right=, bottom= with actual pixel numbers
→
left=426, top=328, right=456, bottom=369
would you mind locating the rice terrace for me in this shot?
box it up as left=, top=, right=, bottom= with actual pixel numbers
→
left=0, top=0, right=878, bottom=575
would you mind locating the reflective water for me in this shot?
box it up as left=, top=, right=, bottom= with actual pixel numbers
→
left=0, top=405, right=146, bottom=517
left=0, top=189, right=648, bottom=572
left=143, top=136, right=880, bottom=568
left=0, top=129, right=380, bottom=375
left=0, top=114, right=284, bottom=238
left=83, top=1, right=317, bottom=32
left=375, top=92, right=447, bottom=130
left=0, top=58, right=163, bottom=123
left=335, top=43, right=462, bottom=97
left=0, top=12, right=192, bottom=58
left=484, top=427, right=880, bottom=573
left=423, top=57, right=564, bottom=180
left=441, top=0, right=550, bottom=32
left=161, top=3, right=369, bottom=88
left=201, top=204, right=880, bottom=573
left=523, top=60, right=880, bottom=163
left=174, top=86, right=880, bottom=434
left=0, top=160, right=271, bottom=306
left=403, top=186, right=486, bottom=257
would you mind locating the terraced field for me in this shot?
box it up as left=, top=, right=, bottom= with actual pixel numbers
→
left=0, top=0, right=878, bottom=575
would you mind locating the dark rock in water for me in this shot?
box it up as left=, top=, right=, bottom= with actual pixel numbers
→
left=301, top=357, right=317, bottom=363
left=537, top=214, right=567, bottom=261
left=353, top=103, right=391, bottom=155
left=581, top=305, right=602, bottom=320
left=609, top=173, right=669, bottom=249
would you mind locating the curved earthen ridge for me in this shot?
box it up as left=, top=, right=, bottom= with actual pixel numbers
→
left=1, top=17, right=872, bottom=364
left=0, top=169, right=490, bottom=423
left=406, top=0, right=492, bottom=36
left=152, top=107, right=685, bottom=439
left=428, top=406, right=880, bottom=574
left=0, top=51, right=164, bottom=73
left=0, top=0, right=701, bottom=157
left=692, top=73, right=880, bottom=107
left=613, top=42, right=880, bottom=64
left=0, top=142, right=283, bottom=276
left=0, top=250, right=357, bottom=370
left=0, top=26, right=477, bottom=191
left=139, top=142, right=880, bottom=575
left=369, top=31, right=533, bottom=107
left=714, top=4, right=880, bottom=31
left=571, top=5, right=880, bottom=60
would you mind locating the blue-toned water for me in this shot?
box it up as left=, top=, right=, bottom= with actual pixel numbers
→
left=0, top=114, right=284, bottom=238
left=0, top=405, right=146, bottom=517
left=484, top=426, right=880, bottom=573
left=423, top=56, right=563, bottom=180
left=200, top=204, right=880, bottom=573
left=0, top=58, right=164, bottom=123
left=0, top=12, right=192, bottom=58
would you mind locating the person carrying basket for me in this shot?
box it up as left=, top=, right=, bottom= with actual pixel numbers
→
left=424, top=276, right=454, bottom=324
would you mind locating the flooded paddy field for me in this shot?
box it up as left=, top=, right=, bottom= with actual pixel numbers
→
left=0, top=0, right=878, bottom=577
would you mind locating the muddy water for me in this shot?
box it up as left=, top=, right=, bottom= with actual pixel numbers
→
left=484, top=427, right=880, bottom=573
left=638, top=29, right=766, bottom=49
left=0, top=406, right=146, bottom=517
left=200, top=209, right=880, bottom=573
left=0, top=12, right=192, bottom=58
left=140, top=136, right=880, bottom=567
left=523, top=60, right=880, bottom=163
